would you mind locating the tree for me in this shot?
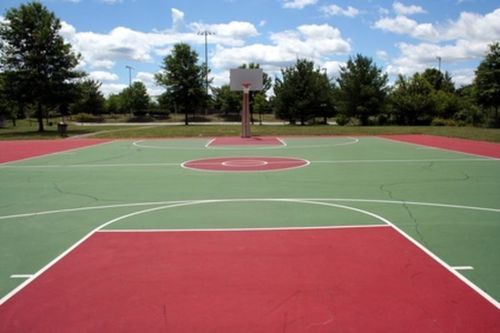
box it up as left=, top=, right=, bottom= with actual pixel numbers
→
left=422, top=68, right=455, bottom=93
left=389, top=74, right=435, bottom=125
left=121, top=81, right=150, bottom=117
left=336, top=54, right=388, bottom=125
left=71, top=80, right=105, bottom=115
left=274, top=59, right=335, bottom=125
left=155, top=43, right=206, bottom=125
left=0, top=2, right=83, bottom=131
left=474, top=42, right=500, bottom=127
left=213, top=84, right=241, bottom=116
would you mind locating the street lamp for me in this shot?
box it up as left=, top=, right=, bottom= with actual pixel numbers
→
left=197, top=30, right=215, bottom=98
left=436, top=56, right=442, bottom=72
left=125, top=65, right=134, bottom=86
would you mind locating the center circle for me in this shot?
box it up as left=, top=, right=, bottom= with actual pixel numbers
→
left=222, top=159, right=269, bottom=167
left=182, top=157, right=309, bottom=172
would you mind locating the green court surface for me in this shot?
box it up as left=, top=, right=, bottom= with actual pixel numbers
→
left=0, top=136, right=499, bottom=307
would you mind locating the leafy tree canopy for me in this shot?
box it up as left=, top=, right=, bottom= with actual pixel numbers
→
left=0, top=1, right=83, bottom=131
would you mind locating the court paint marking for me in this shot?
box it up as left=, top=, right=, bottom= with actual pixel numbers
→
left=181, top=157, right=311, bottom=173
left=1, top=197, right=499, bottom=221
left=0, top=199, right=398, bottom=306
left=1, top=198, right=499, bottom=309
left=132, top=137, right=360, bottom=150
left=453, top=266, right=475, bottom=271
left=377, top=136, right=499, bottom=160
left=2, top=157, right=497, bottom=170
left=299, top=200, right=500, bottom=309
left=0, top=140, right=116, bottom=166
left=9, top=275, right=33, bottom=279
left=98, top=224, right=389, bottom=233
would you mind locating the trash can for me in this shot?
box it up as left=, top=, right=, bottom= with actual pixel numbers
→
left=57, top=122, right=68, bottom=137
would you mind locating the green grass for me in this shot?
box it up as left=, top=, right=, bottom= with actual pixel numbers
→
left=1, top=119, right=500, bottom=142
left=92, top=124, right=500, bottom=142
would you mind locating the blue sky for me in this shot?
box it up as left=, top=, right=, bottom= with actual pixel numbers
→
left=1, top=0, right=499, bottom=96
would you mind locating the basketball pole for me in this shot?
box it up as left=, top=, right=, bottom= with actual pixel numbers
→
left=241, top=83, right=251, bottom=138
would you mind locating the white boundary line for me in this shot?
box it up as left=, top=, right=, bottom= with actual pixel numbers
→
left=276, top=137, right=287, bottom=147
left=3, top=156, right=496, bottom=170
left=0, top=140, right=116, bottom=166
left=453, top=266, right=474, bottom=271
left=98, top=224, right=389, bottom=233
left=133, top=137, right=360, bottom=151
left=10, top=275, right=33, bottom=279
left=377, top=136, right=498, bottom=160
left=1, top=197, right=499, bottom=221
left=1, top=198, right=499, bottom=309
left=204, top=138, right=216, bottom=148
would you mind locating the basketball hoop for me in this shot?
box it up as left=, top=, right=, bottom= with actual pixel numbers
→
left=242, top=82, right=252, bottom=94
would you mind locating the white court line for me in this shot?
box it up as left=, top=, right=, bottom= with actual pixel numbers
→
left=10, top=275, right=33, bottom=279
left=1, top=197, right=499, bottom=221
left=453, top=266, right=474, bottom=271
left=3, top=157, right=497, bottom=169
left=204, top=138, right=216, bottom=148
left=312, top=158, right=499, bottom=164
left=276, top=137, right=287, bottom=146
left=97, top=224, right=389, bottom=233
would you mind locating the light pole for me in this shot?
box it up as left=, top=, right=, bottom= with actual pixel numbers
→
left=197, top=30, right=215, bottom=104
left=125, top=65, right=134, bottom=86
left=436, top=56, right=442, bottom=72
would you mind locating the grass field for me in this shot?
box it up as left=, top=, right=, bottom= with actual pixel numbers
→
left=0, top=135, right=499, bottom=331
left=1, top=118, right=500, bottom=142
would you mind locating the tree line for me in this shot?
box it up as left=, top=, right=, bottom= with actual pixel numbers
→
left=1, top=2, right=499, bottom=131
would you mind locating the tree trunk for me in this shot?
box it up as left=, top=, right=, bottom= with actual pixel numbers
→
left=184, top=111, right=189, bottom=126
left=37, top=102, right=44, bottom=132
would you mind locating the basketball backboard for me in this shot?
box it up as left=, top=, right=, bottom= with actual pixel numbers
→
left=230, top=68, right=263, bottom=91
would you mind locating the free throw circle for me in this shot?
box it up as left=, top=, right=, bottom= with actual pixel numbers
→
left=182, top=157, right=309, bottom=172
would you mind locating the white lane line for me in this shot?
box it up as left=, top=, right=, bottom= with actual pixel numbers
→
left=453, top=266, right=474, bottom=271
left=97, top=224, right=389, bottom=233
left=10, top=274, right=34, bottom=279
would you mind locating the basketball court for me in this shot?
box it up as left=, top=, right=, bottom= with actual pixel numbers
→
left=0, top=135, right=499, bottom=331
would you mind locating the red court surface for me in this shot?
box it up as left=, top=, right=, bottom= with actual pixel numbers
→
left=381, top=134, right=500, bottom=158
left=182, top=156, right=309, bottom=172
left=0, top=139, right=110, bottom=163
left=208, top=136, right=285, bottom=146
left=1, top=227, right=498, bottom=332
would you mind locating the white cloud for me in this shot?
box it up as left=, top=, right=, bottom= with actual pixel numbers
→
left=100, top=83, right=128, bottom=96
left=212, top=24, right=350, bottom=71
left=190, top=21, right=258, bottom=39
left=282, top=0, right=317, bottom=9
left=321, top=5, right=359, bottom=18
left=376, top=50, right=389, bottom=61
left=59, top=19, right=258, bottom=71
left=321, top=60, right=344, bottom=78
left=135, top=71, right=164, bottom=96
left=374, top=16, right=438, bottom=41
left=451, top=68, right=475, bottom=87
left=379, top=8, right=500, bottom=78
left=100, top=0, right=123, bottom=4
left=171, top=8, right=184, bottom=32
left=393, top=2, right=426, bottom=15
left=441, top=9, right=500, bottom=42
left=89, top=71, right=119, bottom=82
